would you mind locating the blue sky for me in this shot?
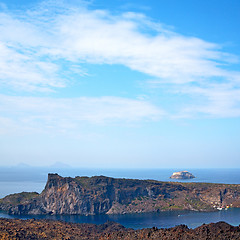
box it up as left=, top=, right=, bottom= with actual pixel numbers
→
left=0, top=0, right=240, bottom=168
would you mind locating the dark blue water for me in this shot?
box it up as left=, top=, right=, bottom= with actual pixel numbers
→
left=1, top=208, right=240, bottom=229
left=1, top=167, right=240, bottom=229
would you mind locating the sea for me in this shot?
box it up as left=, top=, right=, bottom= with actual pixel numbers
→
left=0, top=167, right=240, bottom=229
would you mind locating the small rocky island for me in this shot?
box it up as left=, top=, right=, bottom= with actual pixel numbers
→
left=170, top=170, right=195, bottom=179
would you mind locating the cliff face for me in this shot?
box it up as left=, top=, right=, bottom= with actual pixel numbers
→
left=1, top=173, right=240, bottom=215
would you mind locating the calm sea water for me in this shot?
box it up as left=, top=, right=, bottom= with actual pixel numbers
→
left=0, top=167, right=240, bottom=229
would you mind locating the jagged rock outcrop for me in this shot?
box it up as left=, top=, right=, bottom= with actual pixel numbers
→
left=1, top=173, right=240, bottom=215
left=0, top=219, right=240, bottom=240
left=170, top=171, right=195, bottom=179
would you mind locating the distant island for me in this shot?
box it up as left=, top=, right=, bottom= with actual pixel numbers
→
left=0, top=173, right=240, bottom=215
left=170, top=170, right=195, bottom=179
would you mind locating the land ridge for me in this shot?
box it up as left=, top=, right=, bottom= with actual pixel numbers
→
left=1, top=173, right=240, bottom=215
left=0, top=218, right=240, bottom=239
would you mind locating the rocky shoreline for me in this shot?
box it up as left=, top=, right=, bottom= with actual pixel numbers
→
left=1, top=173, right=240, bottom=215
left=0, top=218, right=240, bottom=239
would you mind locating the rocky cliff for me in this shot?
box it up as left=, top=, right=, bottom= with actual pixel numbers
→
left=1, top=173, right=240, bottom=215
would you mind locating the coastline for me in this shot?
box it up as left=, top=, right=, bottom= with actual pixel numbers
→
left=1, top=174, right=240, bottom=216
left=1, top=171, right=240, bottom=230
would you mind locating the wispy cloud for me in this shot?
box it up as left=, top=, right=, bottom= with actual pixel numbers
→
left=177, top=83, right=240, bottom=118
left=0, top=42, right=65, bottom=92
left=0, top=1, right=240, bottom=117
left=0, top=94, right=164, bottom=135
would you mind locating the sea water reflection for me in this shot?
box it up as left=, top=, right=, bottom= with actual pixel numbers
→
left=1, top=208, right=240, bottom=229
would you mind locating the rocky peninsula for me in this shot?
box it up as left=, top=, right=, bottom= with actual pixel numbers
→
left=1, top=173, right=240, bottom=215
left=170, top=171, right=195, bottom=179
left=0, top=218, right=240, bottom=239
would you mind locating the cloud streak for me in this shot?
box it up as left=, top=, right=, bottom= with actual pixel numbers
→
left=0, top=94, right=164, bottom=135
left=1, top=3, right=239, bottom=86
left=178, top=83, right=240, bottom=118
left=0, top=1, right=240, bottom=118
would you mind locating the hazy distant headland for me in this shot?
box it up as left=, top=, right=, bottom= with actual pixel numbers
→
left=1, top=173, right=240, bottom=215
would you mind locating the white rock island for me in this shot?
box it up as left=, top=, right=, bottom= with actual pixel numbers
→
left=170, top=171, right=195, bottom=179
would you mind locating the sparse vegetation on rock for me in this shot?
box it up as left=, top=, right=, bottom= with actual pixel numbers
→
left=0, top=218, right=239, bottom=240
left=1, top=173, right=240, bottom=215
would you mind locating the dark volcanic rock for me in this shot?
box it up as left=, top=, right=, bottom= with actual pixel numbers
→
left=1, top=173, right=240, bottom=215
left=0, top=218, right=240, bottom=240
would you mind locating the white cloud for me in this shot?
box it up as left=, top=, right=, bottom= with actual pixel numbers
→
left=174, top=83, right=240, bottom=118
left=0, top=94, right=164, bottom=135
left=0, top=42, right=65, bottom=91
left=0, top=3, right=239, bottom=84
left=0, top=1, right=240, bottom=117
left=56, top=11, right=234, bottom=83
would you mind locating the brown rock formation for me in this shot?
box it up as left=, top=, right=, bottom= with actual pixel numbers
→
left=0, top=218, right=240, bottom=240
left=1, top=173, right=240, bottom=215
